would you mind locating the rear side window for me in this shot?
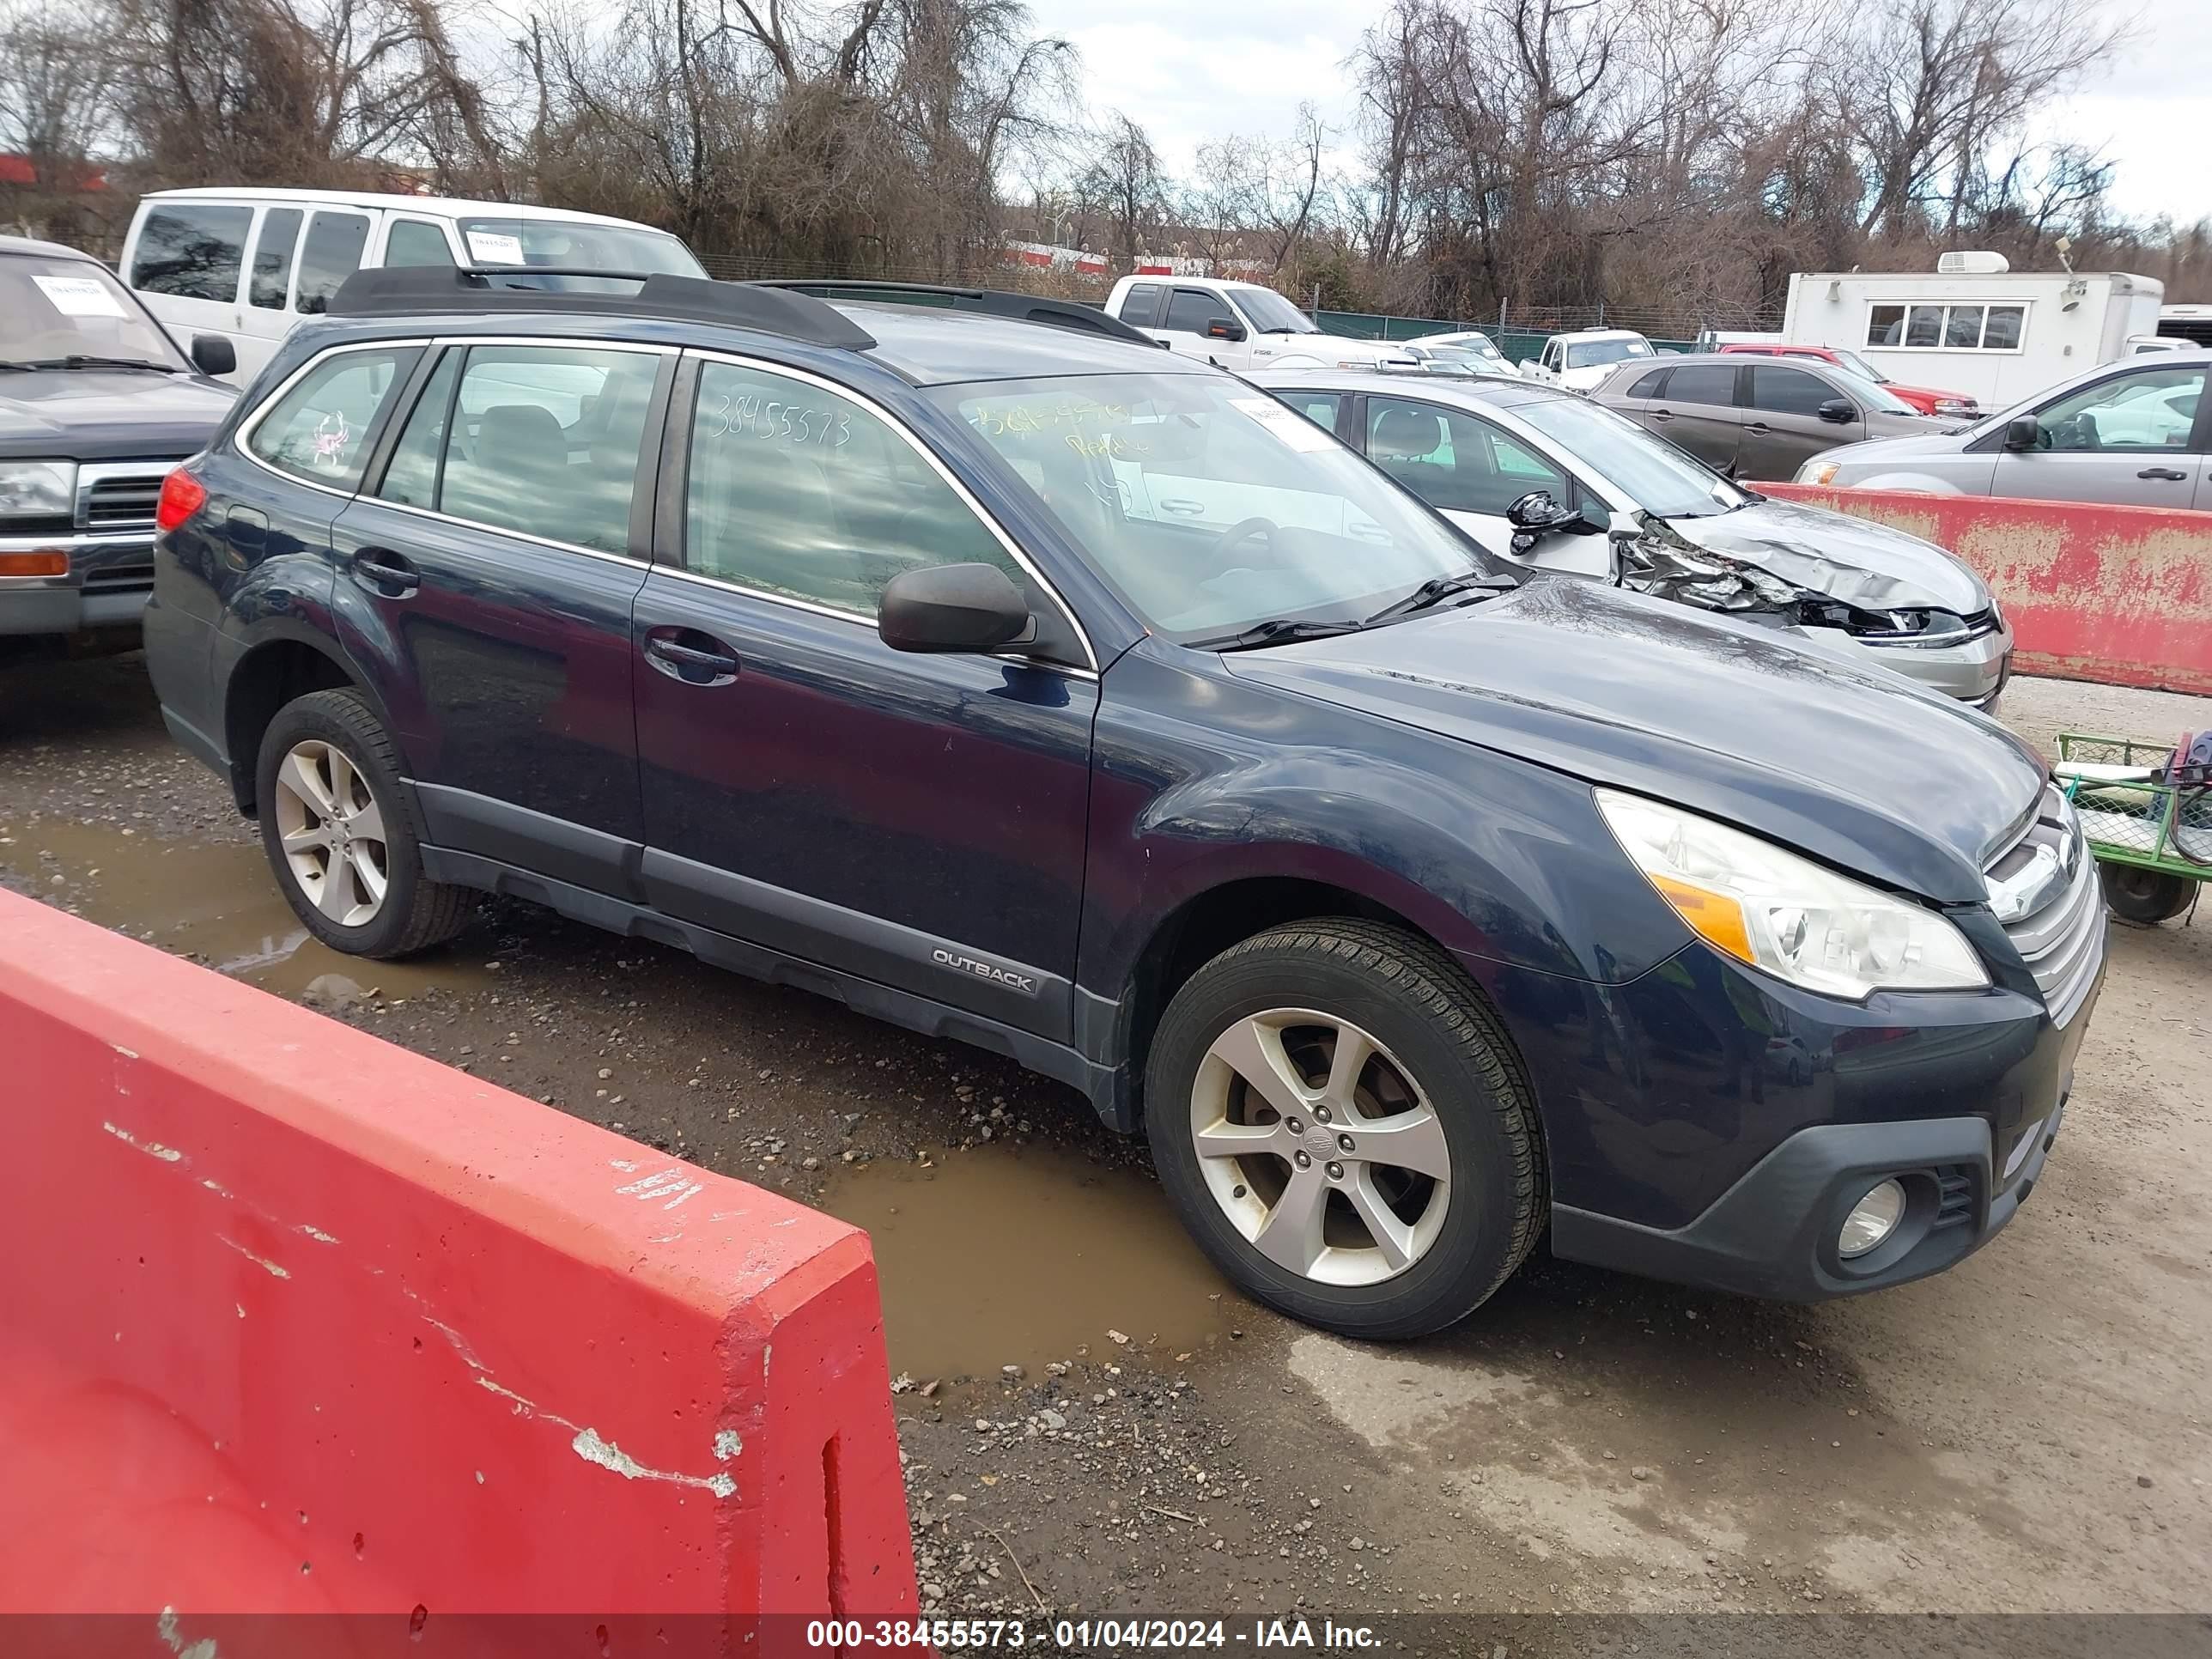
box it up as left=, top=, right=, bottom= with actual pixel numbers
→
left=131, top=205, right=252, bottom=301
left=1746, top=365, right=1837, bottom=416
left=1163, top=289, right=1222, bottom=334
left=385, top=220, right=455, bottom=267
left=249, top=209, right=302, bottom=310
left=390, top=343, right=662, bottom=552
left=1118, top=283, right=1164, bottom=327
left=295, top=212, right=371, bottom=315
left=1280, top=392, right=1343, bottom=432
left=246, top=346, right=423, bottom=487
left=1626, top=368, right=1668, bottom=398
left=1662, top=364, right=1738, bottom=407
left=684, top=359, right=1019, bottom=614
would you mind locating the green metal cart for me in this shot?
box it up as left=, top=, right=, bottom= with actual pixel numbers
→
left=2054, top=732, right=2211, bottom=925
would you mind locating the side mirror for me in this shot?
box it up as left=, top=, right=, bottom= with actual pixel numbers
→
left=1816, top=398, right=1857, bottom=424
left=2003, top=414, right=2042, bottom=451
left=190, top=334, right=237, bottom=377
left=878, top=562, right=1033, bottom=655
left=1205, top=317, right=1246, bottom=343
left=1506, top=489, right=1595, bottom=534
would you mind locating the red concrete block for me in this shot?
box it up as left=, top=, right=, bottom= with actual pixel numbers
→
left=1756, top=483, right=2212, bottom=696
left=0, top=886, right=919, bottom=1650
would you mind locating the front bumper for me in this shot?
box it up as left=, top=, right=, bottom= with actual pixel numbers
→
left=0, top=531, right=156, bottom=638
left=1795, top=616, right=2013, bottom=705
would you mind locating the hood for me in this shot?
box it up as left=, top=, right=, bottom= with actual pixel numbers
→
left=1805, top=420, right=1984, bottom=467
left=1664, top=495, right=1989, bottom=612
left=0, top=368, right=237, bottom=459
left=1220, top=577, right=2044, bottom=904
left=1559, top=366, right=1613, bottom=391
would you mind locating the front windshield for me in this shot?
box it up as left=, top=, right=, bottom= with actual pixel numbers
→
left=1832, top=349, right=1885, bottom=383
left=2, top=254, right=186, bottom=370
left=1233, top=287, right=1321, bottom=335
left=1828, top=366, right=1919, bottom=415
left=1512, top=392, right=1746, bottom=520
left=456, top=217, right=704, bottom=293
left=1565, top=337, right=1654, bottom=369
left=937, top=373, right=1492, bottom=641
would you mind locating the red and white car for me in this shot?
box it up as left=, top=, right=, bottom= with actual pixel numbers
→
left=1718, top=343, right=1978, bottom=418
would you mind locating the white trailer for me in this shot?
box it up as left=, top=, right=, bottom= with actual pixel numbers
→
left=1780, top=255, right=2163, bottom=408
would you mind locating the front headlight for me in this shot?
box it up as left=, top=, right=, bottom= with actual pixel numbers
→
left=1596, top=789, right=1988, bottom=999
left=1798, top=459, right=1841, bottom=486
left=0, top=461, right=76, bottom=522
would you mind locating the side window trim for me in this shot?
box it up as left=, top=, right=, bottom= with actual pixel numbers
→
left=664, top=345, right=1098, bottom=673
left=356, top=343, right=452, bottom=493
left=234, top=337, right=434, bottom=499
left=345, top=334, right=677, bottom=561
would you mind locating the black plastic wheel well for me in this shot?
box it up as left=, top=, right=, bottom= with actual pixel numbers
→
left=222, top=641, right=358, bottom=814
left=1120, top=877, right=1435, bottom=1125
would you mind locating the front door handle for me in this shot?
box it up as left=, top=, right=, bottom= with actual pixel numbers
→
left=643, top=629, right=740, bottom=685
left=1160, top=499, right=1206, bottom=516
left=2138, top=466, right=2188, bottom=481
left=352, top=549, right=420, bottom=595
left=1745, top=422, right=1771, bottom=434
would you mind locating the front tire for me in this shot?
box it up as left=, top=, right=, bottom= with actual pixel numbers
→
left=1146, top=919, right=1545, bottom=1340
left=255, top=689, right=474, bottom=958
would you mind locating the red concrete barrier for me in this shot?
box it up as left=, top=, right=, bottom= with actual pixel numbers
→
left=0, top=886, right=920, bottom=1651
left=1756, top=483, right=2212, bottom=696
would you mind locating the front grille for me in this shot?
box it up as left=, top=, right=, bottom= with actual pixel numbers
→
left=82, top=471, right=168, bottom=530
left=1987, top=787, right=2105, bottom=1026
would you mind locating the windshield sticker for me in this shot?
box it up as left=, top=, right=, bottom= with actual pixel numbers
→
left=702, top=392, right=852, bottom=448
left=32, top=274, right=127, bottom=319
left=465, top=230, right=526, bottom=265
left=1230, top=397, right=1338, bottom=453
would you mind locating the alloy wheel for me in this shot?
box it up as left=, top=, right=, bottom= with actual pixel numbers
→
left=1188, top=1007, right=1453, bottom=1286
left=271, top=738, right=389, bottom=928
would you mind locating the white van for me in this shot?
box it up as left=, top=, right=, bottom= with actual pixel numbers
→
left=119, top=188, right=706, bottom=386
left=1102, top=275, right=1413, bottom=374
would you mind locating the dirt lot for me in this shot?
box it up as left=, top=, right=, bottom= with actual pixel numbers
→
left=3, top=655, right=2209, bottom=1640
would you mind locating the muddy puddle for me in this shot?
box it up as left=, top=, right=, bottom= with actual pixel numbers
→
left=823, top=1146, right=1248, bottom=1382
left=0, top=817, right=488, bottom=1002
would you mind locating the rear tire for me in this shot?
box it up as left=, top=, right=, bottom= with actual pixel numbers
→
left=1145, top=919, right=1545, bottom=1340
left=2100, top=864, right=2195, bottom=925
left=254, top=689, right=474, bottom=958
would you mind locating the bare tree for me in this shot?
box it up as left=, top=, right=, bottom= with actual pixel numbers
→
left=0, top=0, right=120, bottom=235
left=1076, top=112, right=1168, bottom=269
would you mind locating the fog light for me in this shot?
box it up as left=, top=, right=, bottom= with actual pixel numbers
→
left=1838, top=1179, right=1907, bottom=1257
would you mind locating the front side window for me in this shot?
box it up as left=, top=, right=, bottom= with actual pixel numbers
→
left=1281, top=392, right=1342, bottom=431
left=295, top=212, right=370, bottom=315
left=130, top=204, right=252, bottom=302
left=938, top=373, right=1497, bottom=641
left=1163, top=289, right=1223, bottom=335
left=247, top=346, right=423, bottom=487
left=385, top=220, right=456, bottom=267
left=684, top=360, right=1022, bottom=615
left=410, top=344, right=663, bottom=550
left=2032, top=368, right=2206, bottom=453
left=1365, top=396, right=1585, bottom=518
left=1514, top=393, right=1745, bottom=520
left=2, top=253, right=189, bottom=371
left=249, top=209, right=302, bottom=311
left=1747, top=365, right=1839, bottom=416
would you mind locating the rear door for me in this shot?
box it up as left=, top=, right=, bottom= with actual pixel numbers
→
left=629, top=352, right=1098, bottom=1038
left=331, top=337, right=672, bottom=887
left=1643, top=362, right=1744, bottom=474
left=1739, top=363, right=1856, bottom=480
left=1993, top=362, right=2209, bottom=509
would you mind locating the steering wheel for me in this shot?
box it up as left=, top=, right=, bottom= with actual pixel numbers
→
left=1211, top=517, right=1281, bottom=561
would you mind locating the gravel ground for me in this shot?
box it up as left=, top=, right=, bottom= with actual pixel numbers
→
left=3, top=653, right=2209, bottom=1642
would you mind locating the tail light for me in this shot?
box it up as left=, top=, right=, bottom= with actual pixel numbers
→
left=155, top=466, right=208, bottom=532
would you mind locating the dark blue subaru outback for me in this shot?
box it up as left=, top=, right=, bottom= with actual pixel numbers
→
left=143, top=270, right=2103, bottom=1337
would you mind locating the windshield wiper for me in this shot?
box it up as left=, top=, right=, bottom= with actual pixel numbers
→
left=1191, top=617, right=1365, bottom=652
left=1362, top=573, right=1513, bottom=626
left=23, top=356, right=179, bottom=374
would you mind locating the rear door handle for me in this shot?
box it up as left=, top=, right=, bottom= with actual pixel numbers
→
left=352, top=549, right=420, bottom=595
left=643, top=630, right=740, bottom=685
left=1650, top=410, right=1674, bottom=422
left=2138, top=466, right=2188, bottom=481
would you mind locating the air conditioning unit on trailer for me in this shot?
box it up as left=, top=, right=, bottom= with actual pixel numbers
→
left=1936, top=251, right=2010, bottom=276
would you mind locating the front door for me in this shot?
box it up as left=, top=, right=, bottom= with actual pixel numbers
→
left=1644, top=362, right=1744, bottom=474
left=1158, top=286, right=1253, bottom=369
left=630, top=354, right=1098, bottom=1038
left=1738, top=362, right=1856, bottom=481
left=1994, top=363, right=2210, bottom=509
left=331, top=337, right=672, bottom=888
left=1361, top=393, right=1610, bottom=574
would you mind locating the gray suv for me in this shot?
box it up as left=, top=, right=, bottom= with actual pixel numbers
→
left=1594, top=352, right=1948, bottom=480
left=1796, top=349, right=2212, bottom=509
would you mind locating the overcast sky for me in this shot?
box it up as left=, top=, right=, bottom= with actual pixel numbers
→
left=1028, top=0, right=2203, bottom=228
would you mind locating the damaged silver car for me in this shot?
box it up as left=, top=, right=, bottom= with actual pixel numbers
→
left=1250, top=370, right=2012, bottom=707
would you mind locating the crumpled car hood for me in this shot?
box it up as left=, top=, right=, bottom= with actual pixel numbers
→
left=1662, top=495, right=1988, bottom=614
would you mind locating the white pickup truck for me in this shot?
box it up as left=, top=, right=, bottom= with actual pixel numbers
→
left=1103, top=276, right=1414, bottom=374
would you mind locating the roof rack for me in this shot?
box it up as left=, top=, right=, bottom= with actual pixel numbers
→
left=750, top=279, right=1164, bottom=349
left=325, top=266, right=877, bottom=350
